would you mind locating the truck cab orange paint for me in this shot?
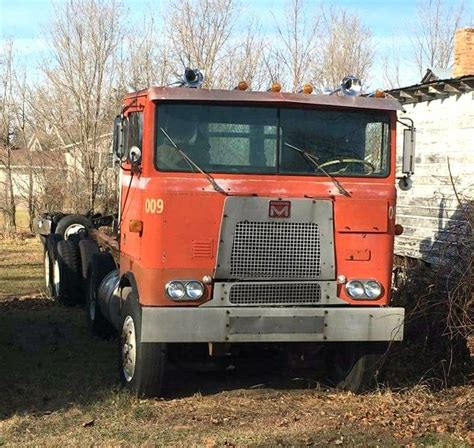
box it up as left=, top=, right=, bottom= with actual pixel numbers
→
left=118, top=88, right=400, bottom=308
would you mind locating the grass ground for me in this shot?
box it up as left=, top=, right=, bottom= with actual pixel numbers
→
left=0, top=209, right=31, bottom=234
left=0, top=237, right=472, bottom=446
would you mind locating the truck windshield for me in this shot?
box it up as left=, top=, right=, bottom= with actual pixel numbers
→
left=155, top=103, right=390, bottom=177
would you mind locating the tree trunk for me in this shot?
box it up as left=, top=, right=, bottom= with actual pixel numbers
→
left=5, top=145, right=17, bottom=233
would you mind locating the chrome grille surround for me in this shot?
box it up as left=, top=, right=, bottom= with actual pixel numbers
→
left=229, top=282, right=321, bottom=306
left=230, top=222, right=321, bottom=279
left=215, top=197, right=335, bottom=281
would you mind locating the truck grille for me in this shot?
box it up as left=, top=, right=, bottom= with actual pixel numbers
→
left=228, top=282, right=321, bottom=305
left=230, top=222, right=321, bottom=279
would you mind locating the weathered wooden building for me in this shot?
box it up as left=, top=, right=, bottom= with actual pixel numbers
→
left=389, top=28, right=474, bottom=265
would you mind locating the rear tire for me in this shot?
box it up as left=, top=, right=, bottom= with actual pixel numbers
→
left=44, top=234, right=63, bottom=297
left=119, top=292, right=167, bottom=397
left=54, top=239, right=82, bottom=305
left=325, top=342, right=387, bottom=393
left=85, top=252, right=116, bottom=338
left=55, top=214, right=93, bottom=239
left=79, top=238, right=100, bottom=280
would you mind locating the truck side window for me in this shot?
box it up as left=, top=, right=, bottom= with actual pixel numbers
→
left=127, top=112, right=144, bottom=157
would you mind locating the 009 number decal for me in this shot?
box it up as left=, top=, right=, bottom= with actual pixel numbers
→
left=145, top=198, right=164, bottom=214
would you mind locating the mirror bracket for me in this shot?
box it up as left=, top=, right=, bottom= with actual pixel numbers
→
left=398, top=116, right=416, bottom=178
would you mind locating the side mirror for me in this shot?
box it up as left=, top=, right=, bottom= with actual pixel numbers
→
left=402, top=127, right=416, bottom=175
left=129, top=146, right=142, bottom=165
left=398, top=176, right=413, bottom=191
left=113, top=116, right=126, bottom=160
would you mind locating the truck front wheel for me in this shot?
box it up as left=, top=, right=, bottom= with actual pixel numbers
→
left=325, top=342, right=387, bottom=393
left=119, top=293, right=167, bottom=397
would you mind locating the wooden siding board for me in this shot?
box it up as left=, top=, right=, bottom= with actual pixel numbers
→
left=394, top=91, right=473, bottom=264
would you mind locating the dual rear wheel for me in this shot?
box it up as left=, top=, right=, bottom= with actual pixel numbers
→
left=44, top=234, right=82, bottom=305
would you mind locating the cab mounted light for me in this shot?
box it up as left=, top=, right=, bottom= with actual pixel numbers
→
left=166, top=280, right=205, bottom=300
left=268, top=82, right=282, bottom=92
left=299, top=83, right=313, bottom=94
left=166, top=281, right=186, bottom=299
left=346, top=279, right=382, bottom=300
left=235, top=81, right=249, bottom=91
left=374, top=89, right=385, bottom=98
left=129, top=219, right=143, bottom=233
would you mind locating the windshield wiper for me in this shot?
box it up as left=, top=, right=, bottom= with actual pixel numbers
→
left=283, top=142, right=350, bottom=197
left=160, top=127, right=227, bottom=196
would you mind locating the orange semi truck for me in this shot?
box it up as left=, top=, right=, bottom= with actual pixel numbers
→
left=36, top=72, right=415, bottom=397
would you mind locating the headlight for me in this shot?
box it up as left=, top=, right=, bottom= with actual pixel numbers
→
left=345, top=279, right=382, bottom=299
left=166, top=280, right=205, bottom=300
left=345, top=280, right=365, bottom=299
left=185, top=281, right=204, bottom=299
left=166, top=281, right=185, bottom=299
left=364, top=280, right=382, bottom=299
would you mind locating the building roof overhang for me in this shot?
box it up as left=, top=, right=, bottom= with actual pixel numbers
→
left=388, top=74, right=474, bottom=105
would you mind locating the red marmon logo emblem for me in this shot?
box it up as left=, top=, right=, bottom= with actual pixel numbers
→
left=269, top=200, right=291, bottom=218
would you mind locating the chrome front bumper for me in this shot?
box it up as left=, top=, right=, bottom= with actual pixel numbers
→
left=141, top=306, right=404, bottom=343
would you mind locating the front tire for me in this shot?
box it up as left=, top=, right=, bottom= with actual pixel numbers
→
left=325, top=342, right=387, bottom=393
left=119, top=292, right=167, bottom=397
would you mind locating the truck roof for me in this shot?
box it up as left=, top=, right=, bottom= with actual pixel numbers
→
left=125, top=87, right=402, bottom=112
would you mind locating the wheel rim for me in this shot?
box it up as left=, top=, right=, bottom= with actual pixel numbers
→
left=64, top=223, right=86, bottom=239
left=53, top=259, right=61, bottom=297
left=44, top=251, right=50, bottom=290
left=121, top=316, right=137, bottom=382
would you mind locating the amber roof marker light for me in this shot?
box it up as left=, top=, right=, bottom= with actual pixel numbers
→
left=298, top=83, right=313, bottom=94
left=235, top=81, right=249, bottom=91
left=267, top=82, right=282, bottom=92
left=374, top=89, right=386, bottom=98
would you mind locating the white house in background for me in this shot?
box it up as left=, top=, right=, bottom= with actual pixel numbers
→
left=388, top=28, right=474, bottom=265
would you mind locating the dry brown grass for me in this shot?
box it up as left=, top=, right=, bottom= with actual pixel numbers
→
left=0, top=208, right=31, bottom=234
left=0, top=236, right=44, bottom=297
left=0, top=238, right=472, bottom=447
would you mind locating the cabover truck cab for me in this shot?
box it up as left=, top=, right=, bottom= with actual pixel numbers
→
left=41, top=75, right=415, bottom=397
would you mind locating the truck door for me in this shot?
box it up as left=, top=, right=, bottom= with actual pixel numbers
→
left=120, top=110, right=144, bottom=261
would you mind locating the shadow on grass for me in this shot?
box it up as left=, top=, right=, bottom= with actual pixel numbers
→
left=0, top=296, right=330, bottom=418
left=163, top=345, right=328, bottom=400
left=0, top=297, right=118, bottom=419
left=0, top=291, right=470, bottom=420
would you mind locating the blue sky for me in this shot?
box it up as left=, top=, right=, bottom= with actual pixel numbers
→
left=0, top=0, right=470, bottom=88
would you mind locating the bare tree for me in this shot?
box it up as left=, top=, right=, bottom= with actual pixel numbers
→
left=412, top=0, right=465, bottom=77
left=314, top=8, right=374, bottom=91
left=272, top=0, right=320, bottom=92
left=125, top=10, right=173, bottom=91
left=381, top=38, right=402, bottom=89
left=166, top=0, right=239, bottom=88
left=39, top=0, right=124, bottom=212
left=220, top=17, right=267, bottom=90
left=0, top=41, right=17, bottom=233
